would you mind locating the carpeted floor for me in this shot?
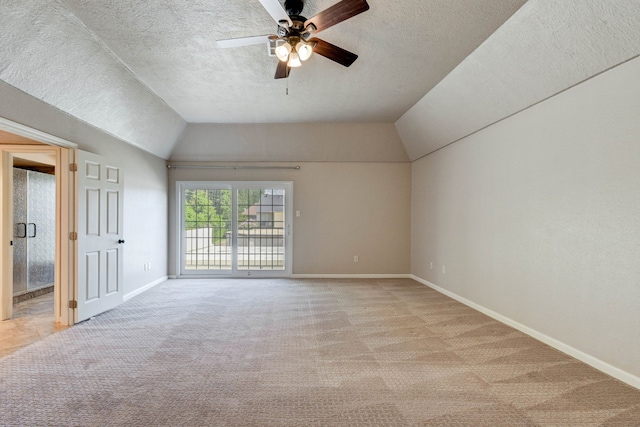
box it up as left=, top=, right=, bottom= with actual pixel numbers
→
left=1, top=278, right=640, bottom=426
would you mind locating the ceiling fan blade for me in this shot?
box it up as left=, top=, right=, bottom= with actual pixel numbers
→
left=305, top=0, right=369, bottom=33
left=216, top=35, right=274, bottom=48
left=309, top=38, right=358, bottom=67
left=258, top=0, right=293, bottom=26
left=275, top=61, right=291, bottom=79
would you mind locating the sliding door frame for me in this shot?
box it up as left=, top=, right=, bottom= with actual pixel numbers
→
left=176, top=181, right=293, bottom=278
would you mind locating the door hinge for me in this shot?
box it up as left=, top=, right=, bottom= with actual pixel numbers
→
left=69, top=231, right=78, bottom=241
left=69, top=163, right=78, bottom=172
left=69, top=300, right=78, bottom=309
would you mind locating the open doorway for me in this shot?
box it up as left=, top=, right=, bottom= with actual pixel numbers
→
left=0, top=138, right=64, bottom=355
left=0, top=121, right=76, bottom=342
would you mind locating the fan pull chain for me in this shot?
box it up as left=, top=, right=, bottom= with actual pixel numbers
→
left=286, top=79, right=289, bottom=96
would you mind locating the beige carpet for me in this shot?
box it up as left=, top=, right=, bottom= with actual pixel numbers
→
left=1, top=278, right=639, bottom=426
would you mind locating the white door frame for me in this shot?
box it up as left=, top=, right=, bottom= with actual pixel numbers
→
left=0, top=117, right=76, bottom=326
left=177, top=181, right=294, bottom=278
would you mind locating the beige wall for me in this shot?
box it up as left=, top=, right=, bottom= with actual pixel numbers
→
left=0, top=81, right=169, bottom=296
left=171, top=123, right=409, bottom=162
left=410, top=56, right=640, bottom=380
left=168, top=162, right=411, bottom=276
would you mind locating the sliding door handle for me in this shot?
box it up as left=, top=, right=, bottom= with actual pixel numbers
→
left=28, top=223, right=36, bottom=238
left=14, top=223, right=27, bottom=238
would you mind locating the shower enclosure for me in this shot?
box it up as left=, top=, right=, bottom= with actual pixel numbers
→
left=12, top=168, right=56, bottom=297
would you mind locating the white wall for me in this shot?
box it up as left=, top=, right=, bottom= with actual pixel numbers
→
left=168, top=162, right=411, bottom=276
left=0, top=81, right=169, bottom=295
left=410, top=57, right=640, bottom=381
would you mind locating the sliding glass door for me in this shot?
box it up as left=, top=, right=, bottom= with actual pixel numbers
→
left=179, top=182, right=292, bottom=277
left=183, top=187, right=232, bottom=271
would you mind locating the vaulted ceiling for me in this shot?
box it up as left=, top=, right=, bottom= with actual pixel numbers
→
left=1, top=1, right=639, bottom=160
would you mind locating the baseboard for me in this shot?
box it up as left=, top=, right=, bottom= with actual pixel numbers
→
left=291, top=274, right=412, bottom=279
left=410, top=275, right=640, bottom=391
left=123, top=276, right=168, bottom=302
left=168, top=275, right=178, bottom=279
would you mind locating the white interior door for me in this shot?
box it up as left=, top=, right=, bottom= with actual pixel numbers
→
left=76, top=150, right=123, bottom=322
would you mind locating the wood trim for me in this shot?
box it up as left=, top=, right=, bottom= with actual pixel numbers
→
left=0, top=117, right=77, bottom=148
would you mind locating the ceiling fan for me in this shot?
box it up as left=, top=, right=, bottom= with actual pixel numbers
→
left=217, top=0, right=370, bottom=79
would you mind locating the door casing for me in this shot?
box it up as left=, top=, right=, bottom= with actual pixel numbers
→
left=0, top=117, right=76, bottom=325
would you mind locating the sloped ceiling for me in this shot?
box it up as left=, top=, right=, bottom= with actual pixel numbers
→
left=0, top=0, right=186, bottom=158
left=0, top=0, right=526, bottom=159
left=396, top=0, right=640, bottom=161
left=2, top=1, right=638, bottom=162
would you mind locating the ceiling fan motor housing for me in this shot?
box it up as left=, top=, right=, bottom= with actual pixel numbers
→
left=284, top=0, right=304, bottom=16
left=279, top=16, right=309, bottom=39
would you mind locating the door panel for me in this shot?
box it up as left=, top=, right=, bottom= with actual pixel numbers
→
left=237, top=187, right=286, bottom=272
left=86, top=188, right=100, bottom=236
left=25, top=170, right=56, bottom=290
left=12, top=169, right=27, bottom=294
left=106, top=191, right=119, bottom=234
left=106, top=249, right=118, bottom=294
left=76, top=150, right=123, bottom=322
left=183, top=187, right=232, bottom=273
left=85, top=252, right=99, bottom=301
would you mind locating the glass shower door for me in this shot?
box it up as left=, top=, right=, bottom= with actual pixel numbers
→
left=12, top=168, right=56, bottom=295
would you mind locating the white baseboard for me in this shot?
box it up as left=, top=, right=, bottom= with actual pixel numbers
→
left=291, top=274, right=412, bottom=279
left=410, top=275, right=640, bottom=391
left=168, top=275, right=177, bottom=279
left=123, top=276, right=168, bottom=302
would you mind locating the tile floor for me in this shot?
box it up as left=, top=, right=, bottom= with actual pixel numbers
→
left=0, top=293, right=67, bottom=358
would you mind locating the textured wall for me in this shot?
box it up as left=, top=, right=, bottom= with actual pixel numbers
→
left=396, top=0, right=640, bottom=160
left=167, top=162, right=411, bottom=276
left=411, top=56, right=640, bottom=380
left=0, top=0, right=185, bottom=159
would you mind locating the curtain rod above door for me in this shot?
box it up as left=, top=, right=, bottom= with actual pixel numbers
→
left=167, top=164, right=300, bottom=170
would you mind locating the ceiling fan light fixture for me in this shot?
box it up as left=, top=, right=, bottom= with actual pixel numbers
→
left=288, top=51, right=302, bottom=67
left=296, top=41, right=313, bottom=61
left=275, top=42, right=292, bottom=62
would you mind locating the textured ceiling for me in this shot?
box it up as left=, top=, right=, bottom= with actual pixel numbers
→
left=54, top=0, right=526, bottom=124
left=7, top=1, right=637, bottom=163
left=396, top=0, right=640, bottom=161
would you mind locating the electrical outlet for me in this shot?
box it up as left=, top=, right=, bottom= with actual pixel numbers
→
left=147, top=262, right=151, bottom=271
left=354, top=256, right=359, bottom=263
left=430, top=262, right=433, bottom=270
left=442, top=265, right=446, bottom=274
